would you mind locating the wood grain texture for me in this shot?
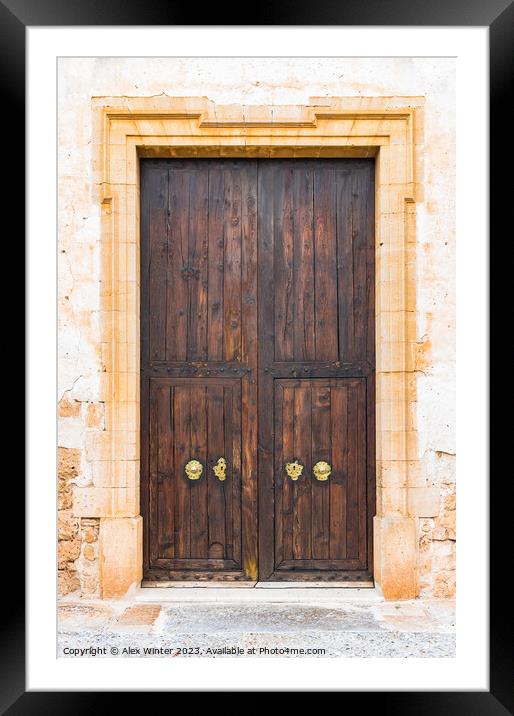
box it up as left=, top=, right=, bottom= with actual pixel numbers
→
left=273, top=378, right=368, bottom=573
left=258, top=159, right=375, bottom=581
left=141, top=158, right=375, bottom=582
left=141, top=160, right=257, bottom=580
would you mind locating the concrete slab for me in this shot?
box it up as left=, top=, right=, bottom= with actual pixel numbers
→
left=163, top=603, right=379, bottom=633
left=58, top=596, right=455, bottom=658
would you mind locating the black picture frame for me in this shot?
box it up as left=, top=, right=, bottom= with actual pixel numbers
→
left=7, top=0, right=508, bottom=710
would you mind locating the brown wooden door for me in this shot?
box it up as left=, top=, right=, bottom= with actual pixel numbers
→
left=141, top=158, right=374, bottom=583
left=257, top=160, right=375, bottom=582
left=140, top=160, right=258, bottom=581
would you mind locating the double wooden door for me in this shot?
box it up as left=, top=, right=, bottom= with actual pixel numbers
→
left=140, top=158, right=375, bottom=583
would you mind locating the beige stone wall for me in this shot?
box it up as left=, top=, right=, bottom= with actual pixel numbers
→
left=58, top=58, right=455, bottom=599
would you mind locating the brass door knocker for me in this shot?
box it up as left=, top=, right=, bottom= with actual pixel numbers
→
left=313, top=461, right=331, bottom=481
left=185, top=459, right=203, bottom=480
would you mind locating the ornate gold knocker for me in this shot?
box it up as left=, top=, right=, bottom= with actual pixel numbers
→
left=313, top=461, right=331, bottom=481
left=285, top=461, right=304, bottom=481
left=185, top=459, right=203, bottom=480
left=213, top=457, right=227, bottom=481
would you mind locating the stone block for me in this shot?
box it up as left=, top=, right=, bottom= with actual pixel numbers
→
left=374, top=515, right=418, bottom=600
left=117, top=604, right=161, bottom=626
left=443, top=493, right=456, bottom=511
left=433, top=570, right=456, bottom=598
left=58, top=568, right=80, bottom=596
left=58, top=398, right=81, bottom=418
left=58, top=447, right=81, bottom=510
left=377, top=429, right=419, bottom=462
left=86, top=402, right=105, bottom=428
left=58, top=539, right=81, bottom=568
left=58, top=447, right=81, bottom=479
left=58, top=510, right=80, bottom=541
left=407, top=487, right=440, bottom=517
left=99, top=516, right=142, bottom=598
left=376, top=487, right=407, bottom=515
left=83, top=544, right=96, bottom=561
left=72, top=486, right=139, bottom=518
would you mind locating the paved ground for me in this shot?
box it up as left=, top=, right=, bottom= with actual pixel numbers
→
left=58, top=589, right=455, bottom=658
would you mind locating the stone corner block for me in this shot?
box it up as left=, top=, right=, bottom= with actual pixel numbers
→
left=99, top=516, right=142, bottom=598
left=374, top=515, right=418, bottom=600
left=72, top=486, right=139, bottom=518
left=407, top=487, right=440, bottom=517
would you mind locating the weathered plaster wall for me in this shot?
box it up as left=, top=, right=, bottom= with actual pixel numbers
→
left=57, top=58, right=455, bottom=598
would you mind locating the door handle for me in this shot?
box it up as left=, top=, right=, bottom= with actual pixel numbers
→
left=313, top=461, right=331, bottom=481
left=213, top=457, right=227, bottom=481
left=185, top=459, right=203, bottom=480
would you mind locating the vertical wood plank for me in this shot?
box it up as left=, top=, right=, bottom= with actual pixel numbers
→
left=351, top=169, right=368, bottom=361
left=329, top=385, right=347, bottom=559
left=187, top=168, right=209, bottom=360
left=293, top=167, right=315, bottom=361
left=273, top=385, right=284, bottom=566
left=173, top=385, right=191, bottom=558
left=207, top=168, right=224, bottom=361
left=274, top=166, right=294, bottom=361
left=148, top=169, right=168, bottom=360
left=167, top=169, right=189, bottom=361
left=148, top=379, right=159, bottom=563
left=336, top=170, right=355, bottom=363
left=313, top=167, right=338, bottom=361
left=346, top=381, right=359, bottom=558
left=365, top=164, right=376, bottom=366
left=311, top=382, right=331, bottom=559
left=189, top=385, right=208, bottom=557
left=207, top=386, right=226, bottom=558
left=223, top=168, right=242, bottom=362
left=223, top=386, right=235, bottom=560
left=357, top=380, right=368, bottom=564
left=280, top=385, right=295, bottom=562
left=293, top=384, right=312, bottom=559
left=230, top=382, right=242, bottom=566
left=157, top=383, right=174, bottom=559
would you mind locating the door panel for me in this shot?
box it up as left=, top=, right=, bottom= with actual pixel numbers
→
left=268, top=161, right=374, bottom=366
left=142, top=161, right=254, bottom=365
left=274, top=379, right=367, bottom=571
left=141, top=158, right=374, bottom=583
left=141, top=160, right=257, bottom=581
left=258, top=160, right=375, bottom=581
left=148, top=377, right=241, bottom=570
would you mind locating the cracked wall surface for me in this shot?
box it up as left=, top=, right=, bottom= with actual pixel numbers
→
left=57, top=58, right=455, bottom=598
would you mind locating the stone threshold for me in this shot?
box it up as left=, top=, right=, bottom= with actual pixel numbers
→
left=136, top=585, right=382, bottom=603
left=141, top=580, right=375, bottom=589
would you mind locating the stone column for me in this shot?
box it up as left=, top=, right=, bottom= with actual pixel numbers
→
left=374, top=157, right=439, bottom=599
left=373, top=370, right=420, bottom=600
left=72, top=180, right=143, bottom=598
left=373, top=144, right=425, bottom=600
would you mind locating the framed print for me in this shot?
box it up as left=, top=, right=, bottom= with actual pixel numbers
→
left=7, top=0, right=509, bottom=708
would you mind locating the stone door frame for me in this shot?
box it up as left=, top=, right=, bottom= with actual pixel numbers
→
left=78, top=95, right=427, bottom=599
